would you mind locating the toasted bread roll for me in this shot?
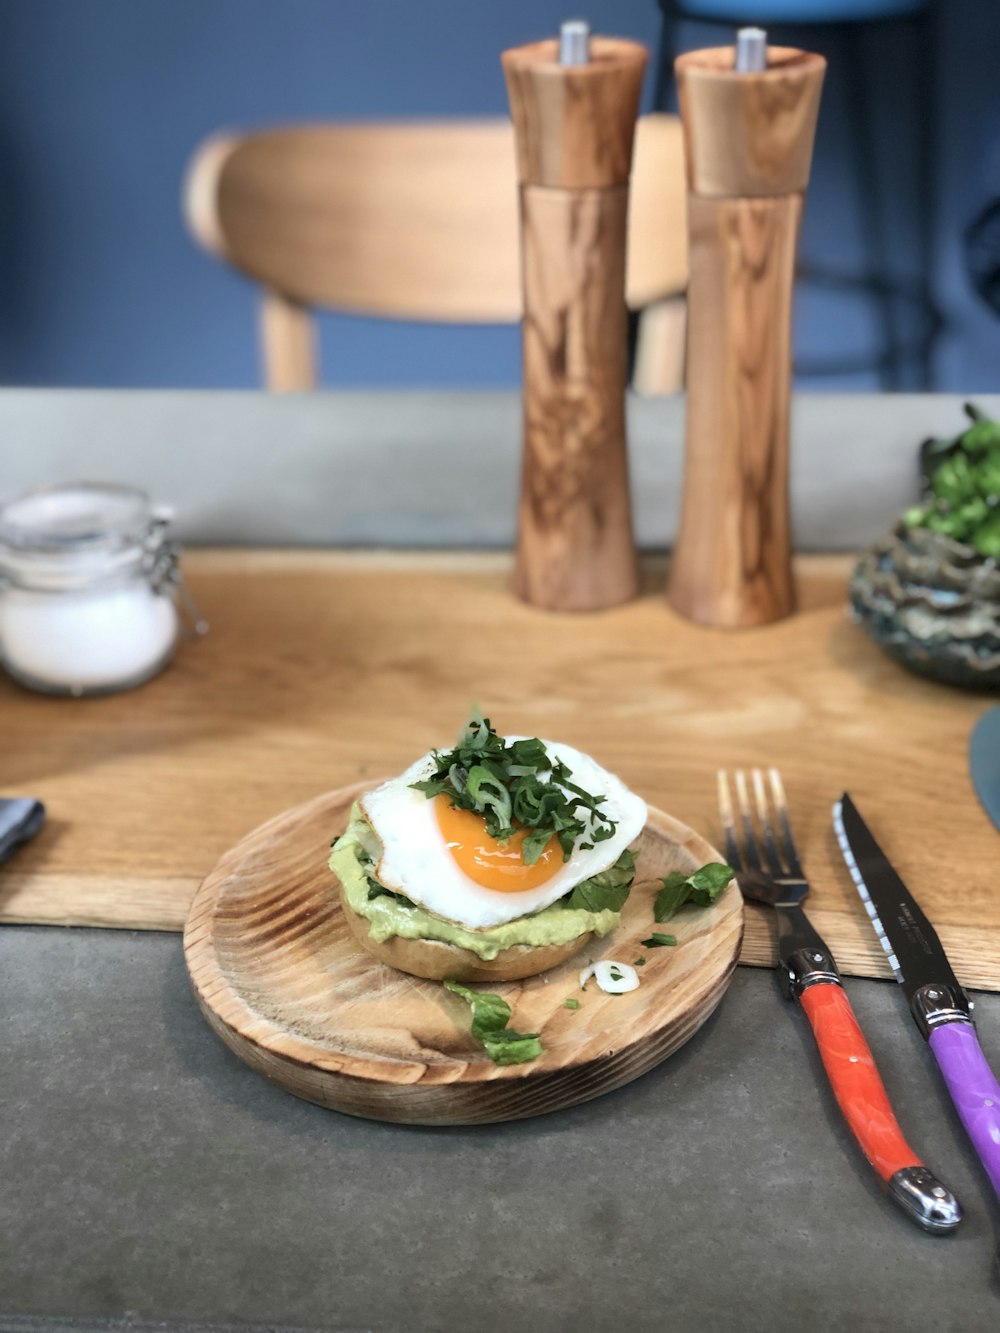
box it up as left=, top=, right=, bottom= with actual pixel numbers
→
left=339, top=884, right=593, bottom=982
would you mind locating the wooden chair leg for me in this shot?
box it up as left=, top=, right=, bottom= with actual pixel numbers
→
left=260, top=291, right=317, bottom=391
left=632, top=296, right=687, bottom=396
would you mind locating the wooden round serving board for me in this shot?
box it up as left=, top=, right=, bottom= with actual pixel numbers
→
left=184, top=782, right=744, bottom=1125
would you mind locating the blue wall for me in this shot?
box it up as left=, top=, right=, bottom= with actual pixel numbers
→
left=0, top=0, right=997, bottom=389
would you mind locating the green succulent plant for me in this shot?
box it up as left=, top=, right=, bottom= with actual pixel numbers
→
left=903, top=403, right=1000, bottom=559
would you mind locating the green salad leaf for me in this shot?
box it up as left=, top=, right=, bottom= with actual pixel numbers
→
left=641, top=932, right=677, bottom=948
left=410, top=712, right=617, bottom=864
left=654, top=863, right=735, bottom=923
left=444, top=981, right=542, bottom=1065
left=561, top=849, right=635, bottom=912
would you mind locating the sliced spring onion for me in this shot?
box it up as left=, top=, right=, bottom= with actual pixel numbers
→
left=578, top=960, right=640, bottom=994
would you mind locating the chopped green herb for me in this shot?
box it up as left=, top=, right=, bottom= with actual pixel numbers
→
left=410, top=711, right=618, bottom=864
left=654, top=863, right=735, bottom=923
left=444, top=980, right=542, bottom=1065
left=365, top=876, right=413, bottom=907
left=634, top=956, right=646, bottom=967
left=564, top=998, right=581, bottom=1010
left=641, top=933, right=677, bottom=949
left=609, top=966, right=623, bottom=981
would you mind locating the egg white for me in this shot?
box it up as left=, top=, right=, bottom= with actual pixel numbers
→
left=359, top=738, right=647, bottom=929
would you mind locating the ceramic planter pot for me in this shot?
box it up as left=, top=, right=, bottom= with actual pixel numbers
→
left=851, top=522, right=1000, bottom=689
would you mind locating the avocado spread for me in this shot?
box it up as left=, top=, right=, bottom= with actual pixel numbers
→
left=329, top=804, right=626, bottom=961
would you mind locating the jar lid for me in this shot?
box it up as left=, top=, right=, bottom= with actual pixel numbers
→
left=0, top=482, right=157, bottom=551
left=0, top=482, right=169, bottom=589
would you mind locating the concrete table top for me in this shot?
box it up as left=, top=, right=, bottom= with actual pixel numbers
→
left=1, top=389, right=998, bottom=551
left=3, top=926, right=998, bottom=1331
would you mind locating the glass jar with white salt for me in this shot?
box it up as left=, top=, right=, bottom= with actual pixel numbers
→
left=0, top=482, right=205, bottom=697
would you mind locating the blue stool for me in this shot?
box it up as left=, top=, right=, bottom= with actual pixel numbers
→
left=654, top=0, right=941, bottom=388
left=669, top=1, right=924, bottom=16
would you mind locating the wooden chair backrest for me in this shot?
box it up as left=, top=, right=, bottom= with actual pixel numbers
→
left=185, top=115, right=686, bottom=389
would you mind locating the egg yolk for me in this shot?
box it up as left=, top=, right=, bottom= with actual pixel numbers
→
left=435, top=796, right=562, bottom=892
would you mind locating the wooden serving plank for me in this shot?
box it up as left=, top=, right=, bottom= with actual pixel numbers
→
left=2, top=550, right=997, bottom=989
left=183, top=784, right=743, bottom=1124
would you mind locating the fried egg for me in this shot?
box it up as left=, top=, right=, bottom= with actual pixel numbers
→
left=359, top=738, right=647, bottom=929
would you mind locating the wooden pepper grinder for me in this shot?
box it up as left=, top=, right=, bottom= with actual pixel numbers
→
left=502, top=22, right=647, bottom=611
left=668, top=30, right=825, bottom=627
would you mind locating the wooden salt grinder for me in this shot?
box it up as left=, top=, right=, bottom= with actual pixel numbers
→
left=502, top=25, right=647, bottom=611
left=668, top=36, right=825, bottom=627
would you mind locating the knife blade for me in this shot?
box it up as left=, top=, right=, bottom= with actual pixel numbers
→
left=834, top=792, right=1000, bottom=1202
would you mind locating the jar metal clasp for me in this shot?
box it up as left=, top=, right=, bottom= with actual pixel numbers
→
left=144, top=515, right=209, bottom=640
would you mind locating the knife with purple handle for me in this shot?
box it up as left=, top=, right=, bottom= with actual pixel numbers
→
left=834, top=793, right=1000, bottom=1202
left=929, top=1024, right=1000, bottom=1197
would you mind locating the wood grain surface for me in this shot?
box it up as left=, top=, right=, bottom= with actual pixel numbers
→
left=514, top=185, right=638, bottom=610
left=185, top=122, right=524, bottom=324
left=505, top=35, right=646, bottom=611
left=501, top=37, right=648, bottom=190
left=675, top=45, right=826, bottom=198
left=184, top=784, right=743, bottom=1124
left=2, top=550, right=998, bottom=990
left=669, top=44, right=823, bottom=629
left=668, top=194, right=800, bottom=627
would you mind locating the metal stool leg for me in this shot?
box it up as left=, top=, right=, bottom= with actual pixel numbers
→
left=912, top=3, right=944, bottom=388
left=842, top=21, right=901, bottom=389
left=653, top=2, right=682, bottom=111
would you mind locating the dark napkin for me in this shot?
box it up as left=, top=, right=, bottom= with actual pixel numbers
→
left=0, top=798, right=45, bottom=864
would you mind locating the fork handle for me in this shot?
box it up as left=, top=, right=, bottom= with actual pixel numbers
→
left=799, top=981, right=961, bottom=1233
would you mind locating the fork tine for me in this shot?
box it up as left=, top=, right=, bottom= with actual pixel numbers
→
left=751, top=768, right=786, bottom=874
left=732, top=771, right=762, bottom=871
left=717, top=771, right=742, bottom=869
left=768, top=768, right=805, bottom=877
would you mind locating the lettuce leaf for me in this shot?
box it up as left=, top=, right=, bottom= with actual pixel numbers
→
left=443, top=980, right=542, bottom=1065
left=654, top=863, right=734, bottom=923
left=562, top=848, right=635, bottom=912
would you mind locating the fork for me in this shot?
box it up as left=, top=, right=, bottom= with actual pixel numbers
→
left=719, top=768, right=961, bottom=1235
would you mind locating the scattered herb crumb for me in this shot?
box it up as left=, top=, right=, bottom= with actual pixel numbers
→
left=634, top=956, right=646, bottom=967
left=564, top=998, right=580, bottom=1010
left=641, top=933, right=677, bottom=949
